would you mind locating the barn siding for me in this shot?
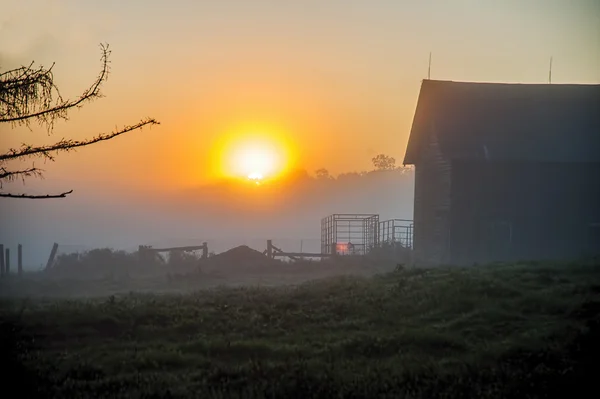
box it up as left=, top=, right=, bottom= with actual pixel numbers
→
left=413, top=126, right=452, bottom=265
left=449, top=161, right=600, bottom=264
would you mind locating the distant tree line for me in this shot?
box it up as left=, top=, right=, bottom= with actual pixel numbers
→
left=313, top=153, right=411, bottom=181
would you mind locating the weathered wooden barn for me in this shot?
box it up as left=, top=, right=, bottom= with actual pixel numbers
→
left=403, top=80, right=600, bottom=265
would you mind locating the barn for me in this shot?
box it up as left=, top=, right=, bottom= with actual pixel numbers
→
left=403, top=80, right=600, bottom=266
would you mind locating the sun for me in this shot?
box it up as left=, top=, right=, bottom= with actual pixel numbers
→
left=213, top=127, right=295, bottom=182
left=233, top=142, right=280, bottom=180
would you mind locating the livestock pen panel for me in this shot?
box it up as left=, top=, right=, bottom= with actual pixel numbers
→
left=380, top=219, right=414, bottom=249
left=321, top=214, right=380, bottom=255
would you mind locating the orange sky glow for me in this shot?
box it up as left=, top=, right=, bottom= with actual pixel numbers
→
left=1, top=0, right=599, bottom=193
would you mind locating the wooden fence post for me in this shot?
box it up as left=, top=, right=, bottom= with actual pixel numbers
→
left=267, top=240, right=273, bottom=259
left=18, top=244, right=23, bottom=276
left=5, top=247, right=10, bottom=275
left=45, top=243, right=59, bottom=270
left=202, top=242, right=208, bottom=259
left=0, top=244, right=4, bottom=276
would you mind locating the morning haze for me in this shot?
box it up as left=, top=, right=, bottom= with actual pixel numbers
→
left=1, top=0, right=599, bottom=397
left=2, top=0, right=598, bottom=262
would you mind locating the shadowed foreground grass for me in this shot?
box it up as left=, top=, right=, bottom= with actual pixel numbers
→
left=1, top=260, right=599, bottom=398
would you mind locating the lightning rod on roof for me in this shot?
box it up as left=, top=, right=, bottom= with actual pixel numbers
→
left=549, top=56, right=553, bottom=84
left=428, top=52, right=432, bottom=80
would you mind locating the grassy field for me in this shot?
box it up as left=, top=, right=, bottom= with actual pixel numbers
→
left=1, top=260, right=599, bottom=398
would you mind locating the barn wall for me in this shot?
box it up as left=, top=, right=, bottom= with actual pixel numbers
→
left=413, top=129, right=452, bottom=265
left=449, top=161, right=600, bottom=264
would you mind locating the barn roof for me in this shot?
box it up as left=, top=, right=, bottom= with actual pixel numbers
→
left=403, top=80, right=600, bottom=165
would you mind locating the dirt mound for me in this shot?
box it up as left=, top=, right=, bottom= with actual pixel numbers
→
left=201, top=245, right=282, bottom=274
left=214, top=245, right=271, bottom=263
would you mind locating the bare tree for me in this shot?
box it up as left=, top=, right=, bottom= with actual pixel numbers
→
left=0, top=43, right=159, bottom=199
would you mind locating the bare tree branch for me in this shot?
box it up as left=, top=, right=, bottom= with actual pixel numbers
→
left=0, top=190, right=73, bottom=199
left=0, top=166, right=43, bottom=184
left=0, top=118, right=159, bottom=162
left=0, top=43, right=160, bottom=199
left=0, top=43, right=111, bottom=132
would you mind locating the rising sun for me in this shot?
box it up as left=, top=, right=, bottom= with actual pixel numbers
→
left=234, top=143, right=279, bottom=181
left=214, top=128, right=294, bottom=182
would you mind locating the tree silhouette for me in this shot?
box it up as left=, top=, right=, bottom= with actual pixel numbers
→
left=0, top=43, right=159, bottom=199
left=372, top=154, right=396, bottom=170
left=315, top=168, right=331, bottom=180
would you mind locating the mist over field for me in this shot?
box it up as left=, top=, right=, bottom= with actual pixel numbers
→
left=1, top=168, right=414, bottom=268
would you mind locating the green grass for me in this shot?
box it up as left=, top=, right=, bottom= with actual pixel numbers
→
left=1, top=260, right=599, bottom=398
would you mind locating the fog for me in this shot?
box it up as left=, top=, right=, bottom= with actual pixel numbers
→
left=0, top=168, right=414, bottom=269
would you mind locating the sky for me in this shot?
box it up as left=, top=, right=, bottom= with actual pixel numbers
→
left=1, top=0, right=599, bottom=266
left=1, top=0, right=599, bottom=188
